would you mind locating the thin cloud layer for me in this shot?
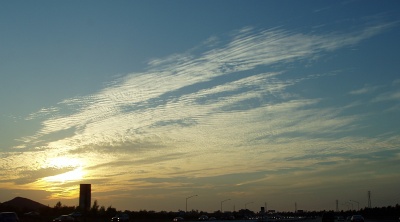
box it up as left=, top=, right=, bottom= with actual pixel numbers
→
left=23, top=23, right=391, bottom=148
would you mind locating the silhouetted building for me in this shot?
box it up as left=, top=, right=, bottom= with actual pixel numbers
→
left=79, top=184, right=91, bottom=212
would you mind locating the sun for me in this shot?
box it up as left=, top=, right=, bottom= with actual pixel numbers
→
left=42, top=157, right=87, bottom=183
left=45, top=167, right=85, bottom=183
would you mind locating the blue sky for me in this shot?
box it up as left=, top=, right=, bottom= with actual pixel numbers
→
left=1, top=0, right=400, bottom=212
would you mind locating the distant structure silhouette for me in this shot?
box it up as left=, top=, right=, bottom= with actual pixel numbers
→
left=367, top=191, right=372, bottom=208
left=336, top=200, right=339, bottom=212
left=79, top=184, right=91, bottom=212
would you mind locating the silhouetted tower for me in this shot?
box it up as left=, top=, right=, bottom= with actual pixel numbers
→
left=79, top=184, right=91, bottom=213
left=295, top=202, right=297, bottom=213
left=367, top=191, right=372, bottom=208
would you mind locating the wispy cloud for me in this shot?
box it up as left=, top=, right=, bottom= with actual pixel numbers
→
left=22, top=23, right=392, bottom=149
left=372, top=90, right=400, bottom=102
left=349, top=84, right=382, bottom=95
left=393, top=79, right=400, bottom=85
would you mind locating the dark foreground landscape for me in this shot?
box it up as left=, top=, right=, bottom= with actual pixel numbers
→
left=1, top=197, right=399, bottom=222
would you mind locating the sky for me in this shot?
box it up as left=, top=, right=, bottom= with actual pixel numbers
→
left=1, top=0, right=400, bottom=213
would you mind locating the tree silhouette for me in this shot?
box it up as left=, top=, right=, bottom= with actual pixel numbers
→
left=91, top=200, right=99, bottom=215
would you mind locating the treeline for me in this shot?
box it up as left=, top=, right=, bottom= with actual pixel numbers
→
left=271, top=204, right=400, bottom=220
left=2, top=199, right=400, bottom=221
left=0, top=200, right=116, bottom=222
left=359, top=205, right=400, bottom=220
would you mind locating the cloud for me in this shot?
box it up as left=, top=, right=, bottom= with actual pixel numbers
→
left=0, top=153, right=76, bottom=185
left=349, top=84, right=382, bottom=95
left=393, top=79, right=400, bottom=85
left=372, top=90, right=400, bottom=102
left=22, top=23, right=392, bottom=149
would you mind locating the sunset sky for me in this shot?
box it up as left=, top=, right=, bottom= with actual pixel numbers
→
left=1, top=0, right=400, bottom=213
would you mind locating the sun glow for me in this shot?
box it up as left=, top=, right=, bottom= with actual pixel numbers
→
left=41, top=156, right=87, bottom=183
left=44, top=167, right=85, bottom=183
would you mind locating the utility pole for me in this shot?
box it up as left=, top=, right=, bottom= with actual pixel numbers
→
left=221, top=199, right=231, bottom=212
left=186, top=195, right=198, bottom=212
left=336, top=200, right=339, bottom=212
left=368, top=191, right=372, bottom=208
